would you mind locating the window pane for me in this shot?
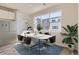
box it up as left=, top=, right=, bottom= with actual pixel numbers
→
left=50, top=11, right=62, bottom=32
left=41, top=14, right=50, bottom=30
left=34, top=16, right=42, bottom=29
left=41, top=14, right=49, bottom=19
left=42, top=18, right=50, bottom=30
left=50, top=16, right=61, bottom=32
left=51, top=17, right=61, bottom=23
left=50, top=11, right=62, bottom=18
left=52, top=26, right=58, bottom=29
left=34, top=11, right=62, bottom=32
left=35, top=16, right=42, bottom=25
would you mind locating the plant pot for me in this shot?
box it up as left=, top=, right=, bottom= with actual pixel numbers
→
left=68, top=43, right=75, bottom=49
left=39, top=31, right=42, bottom=34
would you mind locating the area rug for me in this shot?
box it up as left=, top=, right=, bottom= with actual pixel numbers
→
left=14, top=43, right=63, bottom=55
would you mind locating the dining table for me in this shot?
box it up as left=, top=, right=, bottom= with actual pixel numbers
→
left=20, top=32, right=52, bottom=40
left=19, top=31, right=53, bottom=54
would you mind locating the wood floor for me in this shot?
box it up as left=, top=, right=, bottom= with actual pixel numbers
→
left=0, top=43, right=19, bottom=55
left=0, top=38, right=19, bottom=55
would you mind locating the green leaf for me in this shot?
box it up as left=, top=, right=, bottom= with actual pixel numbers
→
left=61, top=33, right=69, bottom=36
left=67, top=25, right=72, bottom=32
left=63, top=37, right=72, bottom=44
left=73, top=38, right=78, bottom=43
left=62, top=27, right=68, bottom=32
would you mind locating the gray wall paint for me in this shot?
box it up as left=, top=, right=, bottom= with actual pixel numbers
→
left=0, top=20, right=16, bottom=46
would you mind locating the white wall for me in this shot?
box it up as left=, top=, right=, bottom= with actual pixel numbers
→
left=10, top=21, right=16, bottom=32
left=16, top=11, right=31, bottom=34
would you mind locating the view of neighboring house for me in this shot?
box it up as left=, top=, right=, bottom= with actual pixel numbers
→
left=0, top=3, right=78, bottom=55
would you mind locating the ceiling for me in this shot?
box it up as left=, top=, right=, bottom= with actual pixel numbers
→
left=0, top=3, right=58, bottom=15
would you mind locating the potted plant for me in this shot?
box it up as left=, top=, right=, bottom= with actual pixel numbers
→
left=61, top=24, right=78, bottom=48
left=37, top=24, right=43, bottom=33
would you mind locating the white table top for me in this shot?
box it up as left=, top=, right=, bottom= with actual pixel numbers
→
left=33, top=34, right=52, bottom=39
left=20, top=32, right=52, bottom=40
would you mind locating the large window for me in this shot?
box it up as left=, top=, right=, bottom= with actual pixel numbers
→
left=34, top=11, right=62, bottom=32
left=41, top=14, right=50, bottom=30
left=50, top=11, right=62, bottom=32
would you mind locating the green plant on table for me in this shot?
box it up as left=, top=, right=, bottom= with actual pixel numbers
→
left=37, top=24, right=43, bottom=31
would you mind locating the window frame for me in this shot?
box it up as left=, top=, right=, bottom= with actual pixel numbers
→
left=34, top=11, right=62, bottom=32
